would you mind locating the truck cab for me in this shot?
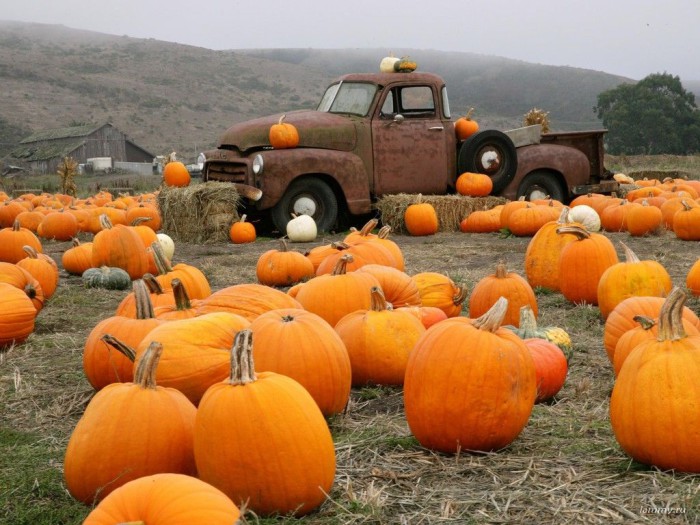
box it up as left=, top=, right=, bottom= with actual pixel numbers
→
left=202, top=71, right=617, bottom=232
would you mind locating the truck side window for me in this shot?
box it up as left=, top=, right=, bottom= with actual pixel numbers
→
left=397, top=86, right=435, bottom=118
left=380, top=91, right=396, bottom=117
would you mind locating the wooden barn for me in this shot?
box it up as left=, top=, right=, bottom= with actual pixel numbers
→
left=6, top=123, right=155, bottom=174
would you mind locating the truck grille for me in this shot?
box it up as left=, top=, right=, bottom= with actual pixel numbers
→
left=206, top=161, right=248, bottom=183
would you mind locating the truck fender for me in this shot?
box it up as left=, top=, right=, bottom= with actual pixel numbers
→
left=256, top=148, right=371, bottom=214
left=499, top=144, right=591, bottom=201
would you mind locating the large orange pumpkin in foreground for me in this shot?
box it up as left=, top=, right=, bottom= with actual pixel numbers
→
left=82, top=473, right=240, bottom=525
left=610, top=288, right=700, bottom=472
left=404, top=297, right=536, bottom=453
left=194, top=330, right=335, bottom=516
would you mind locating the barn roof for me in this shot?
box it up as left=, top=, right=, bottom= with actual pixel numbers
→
left=19, top=123, right=103, bottom=144
left=9, top=140, right=86, bottom=162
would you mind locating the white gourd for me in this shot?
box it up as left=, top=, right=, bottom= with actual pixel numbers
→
left=156, top=232, right=175, bottom=259
left=380, top=55, right=399, bottom=73
left=569, top=204, right=601, bottom=232
left=286, top=214, right=317, bottom=242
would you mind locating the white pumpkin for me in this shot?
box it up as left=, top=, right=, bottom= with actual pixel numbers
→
left=286, top=214, right=317, bottom=242
left=380, top=55, right=399, bottom=73
left=156, top=232, right=175, bottom=259
left=569, top=204, right=601, bottom=232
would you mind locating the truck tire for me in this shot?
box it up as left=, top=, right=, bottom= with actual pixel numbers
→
left=271, top=178, right=339, bottom=233
left=517, top=170, right=566, bottom=202
left=457, top=130, right=518, bottom=194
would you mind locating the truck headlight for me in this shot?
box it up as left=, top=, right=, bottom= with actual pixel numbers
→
left=252, top=154, right=264, bottom=175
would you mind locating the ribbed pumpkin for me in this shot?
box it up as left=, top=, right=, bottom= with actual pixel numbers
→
left=256, top=239, right=315, bottom=287
left=229, top=214, right=256, bottom=244
left=133, top=312, right=251, bottom=405
left=524, top=207, right=578, bottom=292
left=524, top=337, right=568, bottom=403
left=404, top=298, right=536, bottom=453
left=61, top=238, right=94, bottom=275
left=456, top=171, right=493, bottom=197
left=0, top=200, right=26, bottom=227
left=454, top=107, right=480, bottom=141
left=596, top=242, right=672, bottom=319
left=16, top=245, right=59, bottom=299
left=151, top=241, right=211, bottom=299
left=38, top=209, right=79, bottom=241
left=0, top=220, right=43, bottom=264
left=603, top=295, right=700, bottom=363
left=0, top=262, right=45, bottom=312
left=315, top=239, right=397, bottom=275
left=398, top=305, right=449, bottom=329
left=610, top=288, right=700, bottom=472
left=64, top=342, right=197, bottom=504
left=412, top=272, right=468, bottom=318
left=269, top=114, right=300, bottom=149
left=116, top=275, right=175, bottom=317
left=194, top=330, right=335, bottom=516
left=468, top=261, right=538, bottom=327
left=506, top=203, right=559, bottom=237
left=294, top=254, right=380, bottom=327
left=195, top=283, right=302, bottom=321
left=625, top=199, right=663, bottom=236
left=335, top=287, right=426, bottom=386
left=460, top=206, right=504, bottom=233
left=163, top=161, right=191, bottom=187
left=0, top=282, right=36, bottom=348
left=82, top=473, right=240, bottom=525
left=249, top=308, right=352, bottom=416
left=356, top=264, right=421, bottom=308
left=153, top=279, right=199, bottom=320
left=688, top=258, right=700, bottom=296
left=556, top=225, right=619, bottom=306
left=92, top=214, right=149, bottom=280
left=673, top=200, right=700, bottom=241
left=404, top=194, right=438, bottom=236
left=83, top=279, right=164, bottom=390
left=125, top=203, right=162, bottom=232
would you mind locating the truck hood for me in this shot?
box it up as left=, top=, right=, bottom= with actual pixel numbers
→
left=217, top=110, right=357, bottom=152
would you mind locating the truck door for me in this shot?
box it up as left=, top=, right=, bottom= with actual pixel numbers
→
left=371, top=85, right=451, bottom=195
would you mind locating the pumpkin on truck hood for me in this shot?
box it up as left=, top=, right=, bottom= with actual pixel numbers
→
left=217, top=110, right=358, bottom=153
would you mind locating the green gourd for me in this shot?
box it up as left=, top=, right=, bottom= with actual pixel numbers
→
left=83, top=266, right=132, bottom=290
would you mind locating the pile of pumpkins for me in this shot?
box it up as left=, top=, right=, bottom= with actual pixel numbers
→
left=57, top=214, right=585, bottom=521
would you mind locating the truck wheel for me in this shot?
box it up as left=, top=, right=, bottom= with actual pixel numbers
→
left=271, top=178, right=339, bottom=233
left=517, top=171, right=566, bottom=202
left=457, top=130, right=518, bottom=194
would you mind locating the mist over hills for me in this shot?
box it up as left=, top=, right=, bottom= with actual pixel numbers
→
left=0, top=20, right=675, bottom=163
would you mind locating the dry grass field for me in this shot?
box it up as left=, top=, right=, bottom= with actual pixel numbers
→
left=1, top=155, right=700, bottom=524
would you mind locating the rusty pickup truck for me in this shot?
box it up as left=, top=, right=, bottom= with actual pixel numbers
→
left=201, top=71, right=618, bottom=232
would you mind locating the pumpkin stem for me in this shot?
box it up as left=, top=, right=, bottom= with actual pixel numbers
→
left=151, top=240, right=174, bottom=274
left=331, top=254, right=354, bottom=276
left=142, top=273, right=165, bottom=294
left=494, top=261, right=508, bottom=279
left=278, top=239, right=290, bottom=252
left=518, top=305, right=538, bottom=331
left=228, top=329, right=257, bottom=385
left=98, top=214, right=114, bottom=231
left=453, top=284, right=469, bottom=307
left=100, top=334, right=137, bottom=362
left=70, top=237, right=81, bottom=248
left=240, top=214, right=247, bottom=223
left=133, top=341, right=164, bottom=390
left=133, top=278, right=157, bottom=320
left=555, top=224, right=590, bottom=240
left=170, top=278, right=192, bottom=310
left=130, top=216, right=152, bottom=227
left=556, top=206, right=571, bottom=225
left=464, top=107, right=475, bottom=120
left=632, top=315, right=656, bottom=331
left=359, top=218, right=379, bottom=236
left=656, top=287, right=687, bottom=341
left=472, top=296, right=508, bottom=333
left=369, top=286, right=389, bottom=312
left=22, top=245, right=39, bottom=259
left=619, top=241, right=640, bottom=264
left=278, top=114, right=286, bottom=125
left=12, top=219, right=21, bottom=231
left=377, top=225, right=392, bottom=239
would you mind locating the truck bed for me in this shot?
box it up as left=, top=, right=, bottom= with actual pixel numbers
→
left=540, top=130, right=608, bottom=182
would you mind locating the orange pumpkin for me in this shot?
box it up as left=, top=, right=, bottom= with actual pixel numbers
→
left=524, top=337, right=568, bottom=403
left=269, top=114, right=300, bottom=149
left=38, top=209, right=79, bottom=241
left=64, top=342, right=197, bottom=504
left=335, top=287, right=425, bottom=386
left=16, top=245, right=59, bottom=299
left=404, top=297, right=536, bottom=453
left=0, top=282, right=36, bottom=348
left=194, top=330, right=335, bottom=516
left=249, top=307, right=352, bottom=416
left=688, top=258, right=700, bottom=296
left=0, top=220, right=43, bottom=264
left=91, top=214, right=149, bottom=280
left=404, top=195, right=438, bottom=236
left=454, top=107, right=480, bottom=141
left=82, top=473, right=240, bottom=525
left=195, top=283, right=302, bottom=321
left=355, top=264, right=421, bottom=308
left=229, top=214, right=256, bottom=244
left=412, top=272, right=468, bottom=318
left=256, top=239, right=315, bottom=287
left=163, top=161, right=191, bottom=187
left=61, top=238, right=94, bottom=276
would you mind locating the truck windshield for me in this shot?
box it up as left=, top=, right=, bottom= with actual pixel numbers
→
left=317, top=82, right=377, bottom=116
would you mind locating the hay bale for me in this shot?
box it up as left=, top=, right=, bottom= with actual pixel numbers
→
left=158, top=182, right=241, bottom=243
left=375, top=193, right=507, bottom=233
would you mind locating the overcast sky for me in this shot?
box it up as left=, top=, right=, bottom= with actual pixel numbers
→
left=4, top=0, right=699, bottom=81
